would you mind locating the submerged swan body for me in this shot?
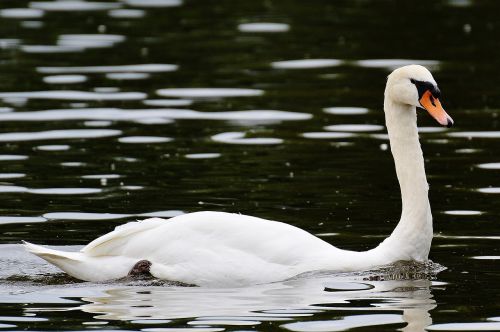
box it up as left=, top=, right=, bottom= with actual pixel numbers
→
left=24, top=65, right=453, bottom=287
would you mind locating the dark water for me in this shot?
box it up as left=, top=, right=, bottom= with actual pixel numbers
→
left=0, top=0, right=499, bottom=331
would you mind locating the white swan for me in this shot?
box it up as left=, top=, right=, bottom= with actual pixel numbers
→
left=24, top=65, right=453, bottom=287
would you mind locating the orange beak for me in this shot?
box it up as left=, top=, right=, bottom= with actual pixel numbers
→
left=419, top=90, right=454, bottom=127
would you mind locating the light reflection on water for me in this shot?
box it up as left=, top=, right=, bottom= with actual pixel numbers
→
left=0, top=0, right=499, bottom=331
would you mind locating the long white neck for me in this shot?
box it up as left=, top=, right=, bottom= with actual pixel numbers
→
left=372, top=97, right=433, bottom=261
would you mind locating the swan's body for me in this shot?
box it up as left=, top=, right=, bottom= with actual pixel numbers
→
left=24, top=65, right=453, bottom=287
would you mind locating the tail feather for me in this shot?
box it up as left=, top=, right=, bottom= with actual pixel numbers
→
left=23, top=241, right=81, bottom=261
left=23, top=241, right=137, bottom=282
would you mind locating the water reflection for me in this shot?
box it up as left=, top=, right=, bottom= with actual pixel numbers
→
left=69, top=276, right=437, bottom=332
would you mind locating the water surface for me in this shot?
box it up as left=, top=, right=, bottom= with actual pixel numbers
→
left=0, top=0, right=499, bottom=331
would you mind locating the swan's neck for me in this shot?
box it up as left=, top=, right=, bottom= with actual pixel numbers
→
left=374, top=98, right=433, bottom=261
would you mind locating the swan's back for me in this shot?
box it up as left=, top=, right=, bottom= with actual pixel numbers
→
left=76, top=212, right=342, bottom=286
left=85, top=212, right=335, bottom=263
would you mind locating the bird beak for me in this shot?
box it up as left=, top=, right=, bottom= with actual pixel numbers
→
left=419, top=90, right=454, bottom=128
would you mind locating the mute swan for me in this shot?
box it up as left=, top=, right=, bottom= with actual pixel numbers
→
left=24, top=65, right=453, bottom=287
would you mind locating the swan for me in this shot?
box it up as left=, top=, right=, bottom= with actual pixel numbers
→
left=24, top=65, right=453, bottom=287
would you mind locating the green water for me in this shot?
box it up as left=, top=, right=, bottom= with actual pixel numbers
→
left=0, top=0, right=499, bottom=331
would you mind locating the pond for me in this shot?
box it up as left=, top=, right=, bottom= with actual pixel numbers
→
left=0, top=0, right=499, bottom=331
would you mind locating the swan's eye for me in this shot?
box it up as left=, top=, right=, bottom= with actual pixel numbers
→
left=411, top=79, right=439, bottom=100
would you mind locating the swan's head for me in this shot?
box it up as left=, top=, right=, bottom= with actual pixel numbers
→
left=385, top=65, right=453, bottom=127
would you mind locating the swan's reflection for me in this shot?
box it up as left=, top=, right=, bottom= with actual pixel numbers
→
left=78, top=275, right=437, bottom=332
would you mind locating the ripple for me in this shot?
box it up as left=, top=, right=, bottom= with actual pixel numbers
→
left=282, top=314, right=404, bottom=331
left=477, top=187, right=500, bottom=194
left=61, top=162, right=86, bottom=167
left=189, top=320, right=260, bottom=326
left=212, top=132, right=282, bottom=145
left=82, top=174, right=121, bottom=179
left=448, top=131, right=500, bottom=138
left=84, top=120, right=113, bottom=127
left=0, top=8, right=44, bottom=19
left=0, top=91, right=145, bottom=101
left=157, top=88, right=263, bottom=98
left=106, top=72, right=150, bottom=80
left=324, top=107, right=369, bottom=115
left=0, top=129, right=122, bottom=142
left=185, top=153, right=221, bottom=159
left=427, top=322, right=500, bottom=331
left=471, top=256, right=500, bottom=260
left=301, top=132, right=355, bottom=139
left=37, top=63, right=178, bottom=74
left=28, top=188, right=102, bottom=195
left=0, top=216, right=46, bottom=225
left=118, top=136, right=172, bottom=143
left=0, top=155, right=28, bottom=161
left=138, top=210, right=184, bottom=217
left=0, top=316, right=48, bottom=322
left=58, top=34, right=125, bottom=49
left=0, top=185, right=27, bottom=193
left=108, top=9, right=145, bottom=18
left=35, top=144, right=71, bottom=151
left=418, top=126, right=447, bottom=133
left=43, top=212, right=128, bottom=220
left=0, top=173, right=25, bottom=179
left=43, top=75, right=88, bottom=84
left=30, top=1, right=121, bottom=11
left=444, top=210, right=482, bottom=216
left=142, top=328, right=223, bottom=332
left=143, top=99, right=193, bottom=107
left=238, top=23, right=290, bottom=33
left=325, top=124, right=384, bottom=132
left=271, top=59, right=342, bottom=69
left=0, top=39, right=20, bottom=50
left=123, top=0, right=182, bottom=7
left=477, top=162, right=500, bottom=169
left=354, top=59, right=440, bottom=70
left=0, top=108, right=311, bottom=124
left=21, top=45, right=84, bottom=54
